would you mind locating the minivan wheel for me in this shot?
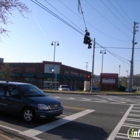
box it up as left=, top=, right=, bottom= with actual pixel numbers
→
left=22, top=108, right=35, bottom=122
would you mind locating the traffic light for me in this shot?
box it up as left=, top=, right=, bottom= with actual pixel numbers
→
left=83, top=30, right=92, bottom=49
left=83, top=30, right=90, bottom=44
left=88, top=38, right=92, bottom=49
left=87, top=74, right=91, bottom=79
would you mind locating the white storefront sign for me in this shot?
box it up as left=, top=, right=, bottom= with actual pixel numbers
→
left=102, top=78, right=115, bottom=84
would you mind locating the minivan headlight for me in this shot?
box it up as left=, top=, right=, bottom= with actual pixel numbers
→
left=38, top=104, right=50, bottom=110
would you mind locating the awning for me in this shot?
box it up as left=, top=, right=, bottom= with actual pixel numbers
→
left=64, top=75, right=71, bottom=80
left=57, top=74, right=65, bottom=79
left=75, top=76, right=82, bottom=81
left=79, top=77, right=84, bottom=81
left=37, top=73, right=54, bottom=78
left=71, top=76, right=78, bottom=81
left=11, top=72, right=21, bottom=77
left=77, top=77, right=82, bottom=81
left=22, top=73, right=35, bottom=78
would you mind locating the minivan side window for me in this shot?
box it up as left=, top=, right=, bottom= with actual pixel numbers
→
left=6, top=85, right=21, bottom=98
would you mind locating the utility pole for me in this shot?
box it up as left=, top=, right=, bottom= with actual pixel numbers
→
left=90, top=38, right=95, bottom=92
left=129, top=21, right=138, bottom=92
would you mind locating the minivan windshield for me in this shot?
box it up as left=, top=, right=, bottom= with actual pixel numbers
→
left=19, top=85, right=46, bottom=97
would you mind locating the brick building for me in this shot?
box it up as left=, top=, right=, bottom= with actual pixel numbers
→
left=0, top=61, right=91, bottom=90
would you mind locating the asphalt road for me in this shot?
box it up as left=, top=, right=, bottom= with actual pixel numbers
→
left=0, top=93, right=140, bottom=140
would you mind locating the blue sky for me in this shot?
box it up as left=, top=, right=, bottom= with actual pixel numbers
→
left=0, top=0, right=140, bottom=76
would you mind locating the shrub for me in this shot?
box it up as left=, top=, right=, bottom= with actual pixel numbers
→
left=118, top=86, right=126, bottom=92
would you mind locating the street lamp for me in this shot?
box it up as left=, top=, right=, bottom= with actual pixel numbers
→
left=119, top=65, right=121, bottom=77
left=100, top=50, right=106, bottom=73
left=86, top=62, right=88, bottom=71
left=51, top=41, right=59, bottom=89
left=126, top=70, right=128, bottom=77
left=119, top=65, right=121, bottom=86
left=126, top=70, right=128, bottom=87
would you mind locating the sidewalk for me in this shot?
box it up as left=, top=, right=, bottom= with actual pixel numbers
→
left=0, top=134, right=11, bottom=140
left=0, top=129, right=24, bottom=140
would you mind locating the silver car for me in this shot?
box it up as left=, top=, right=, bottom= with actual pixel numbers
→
left=58, top=85, right=70, bottom=91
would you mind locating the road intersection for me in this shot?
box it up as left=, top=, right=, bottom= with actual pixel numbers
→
left=0, top=93, right=140, bottom=140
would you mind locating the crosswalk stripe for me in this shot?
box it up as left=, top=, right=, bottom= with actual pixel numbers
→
left=107, top=104, right=133, bottom=140
left=53, top=95, right=139, bottom=105
left=20, top=109, right=95, bottom=137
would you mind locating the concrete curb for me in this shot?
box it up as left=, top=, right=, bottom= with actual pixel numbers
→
left=0, top=127, right=36, bottom=140
left=42, top=89, right=140, bottom=96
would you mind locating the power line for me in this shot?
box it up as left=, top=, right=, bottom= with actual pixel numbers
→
left=115, top=0, right=133, bottom=23
left=101, top=0, right=131, bottom=36
left=44, top=0, right=84, bottom=33
left=95, top=47, right=140, bottom=49
left=59, top=0, right=130, bottom=42
left=96, top=42, right=130, bottom=65
left=85, top=0, right=131, bottom=39
left=108, top=0, right=132, bottom=28
left=31, top=0, right=84, bottom=35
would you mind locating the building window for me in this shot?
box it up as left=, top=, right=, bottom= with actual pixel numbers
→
left=49, top=67, right=53, bottom=72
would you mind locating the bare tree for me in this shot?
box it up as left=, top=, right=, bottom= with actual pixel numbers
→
left=0, top=63, right=13, bottom=81
left=0, top=0, right=29, bottom=37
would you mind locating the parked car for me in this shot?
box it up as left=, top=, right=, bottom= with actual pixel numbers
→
left=0, top=81, right=63, bottom=122
left=58, top=85, right=70, bottom=91
left=92, top=87, right=100, bottom=92
left=125, top=88, right=129, bottom=92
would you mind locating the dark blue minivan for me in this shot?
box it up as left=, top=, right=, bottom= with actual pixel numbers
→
left=0, top=81, right=63, bottom=122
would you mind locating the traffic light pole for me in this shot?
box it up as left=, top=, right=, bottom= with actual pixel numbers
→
left=90, top=38, right=95, bottom=92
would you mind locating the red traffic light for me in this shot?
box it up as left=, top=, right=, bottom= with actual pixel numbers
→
left=87, top=74, right=91, bottom=79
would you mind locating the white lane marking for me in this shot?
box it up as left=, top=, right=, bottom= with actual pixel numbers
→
left=53, top=96, right=133, bottom=104
left=97, top=95, right=138, bottom=103
left=108, top=102, right=125, bottom=104
left=117, top=133, right=128, bottom=139
left=118, top=132, right=127, bottom=136
left=131, top=110, right=140, bottom=113
left=116, top=135, right=130, bottom=139
left=54, top=96, right=60, bottom=98
left=123, top=124, right=140, bottom=129
left=94, top=100, right=108, bottom=103
left=96, top=95, right=127, bottom=103
left=123, top=123, right=140, bottom=128
left=107, top=104, right=133, bottom=140
left=81, top=98, right=91, bottom=101
left=20, top=109, right=95, bottom=137
left=68, top=97, right=75, bottom=100
left=133, top=107, right=140, bottom=109
left=128, top=114, right=140, bottom=117
left=126, top=118, right=140, bottom=122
